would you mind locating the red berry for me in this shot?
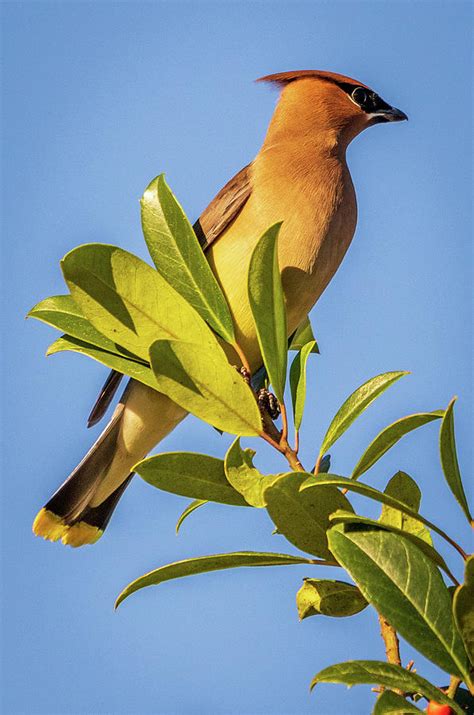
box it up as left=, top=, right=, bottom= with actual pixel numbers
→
left=426, top=701, right=453, bottom=715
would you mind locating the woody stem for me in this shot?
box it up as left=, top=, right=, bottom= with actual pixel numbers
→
left=447, top=676, right=461, bottom=699
left=260, top=414, right=305, bottom=473
left=378, top=614, right=402, bottom=692
left=234, top=342, right=251, bottom=374
left=280, top=401, right=289, bottom=443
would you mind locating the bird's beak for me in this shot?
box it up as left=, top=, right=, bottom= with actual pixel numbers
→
left=375, top=105, right=408, bottom=122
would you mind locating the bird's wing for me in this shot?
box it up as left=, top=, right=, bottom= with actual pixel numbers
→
left=193, top=163, right=252, bottom=249
left=87, top=164, right=253, bottom=426
left=87, top=370, right=125, bottom=427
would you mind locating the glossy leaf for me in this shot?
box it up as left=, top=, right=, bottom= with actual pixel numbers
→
left=61, top=244, right=215, bottom=362
left=47, top=336, right=157, bottom=389
left=373, top=690, right=423, bottom=714
left=224, top=438, right=278, bottom=507
left=311, top=660, right=462, bottom=713
left=440, top=398, right=473, bottom=524
left=318, top=371, right=408, bottom=460
left=301, top=474, right=458, bottom=555
left=115, top=551, right=314, bottom=608
left=352, top=411, right=444, bottom=480
left=248, top=223, right=287, bottom=402
left=149, top=340, right=262, bottom=436
left=296, top=579, right=367, bottom=620
left=264, top=472, right=353, bottom=559
left=175, top=500, right=208, bottom=534
left=28, top=294, right=128, bottom=354
left=135, top=452, right=248, bottom=506
left=289, top=317, right=319, bottom=353
left=289, top=340, right=317, bottom=430
left=453, top=556, right=474, bottom=664
left=380, top=472, right=432, bottom=545
left=141, top=175, right=235, bottom=343
left=328, top=523, right=469, bottom=678
left=329, top=511, right=456, bottom=585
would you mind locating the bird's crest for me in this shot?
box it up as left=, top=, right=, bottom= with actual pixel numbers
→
left=257, top=70, right=370, bottom=90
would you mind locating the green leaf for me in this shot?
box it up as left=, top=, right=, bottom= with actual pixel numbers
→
left=290, top=340, right=317, bottom=430
left=453, top=556, right=474, bottom=664
left=352, top=411, right=444, bottom=480
left=28, top=294, right=132, bottom=354
left=380, top=472, right=432, bottom=545
left=135, top=452, right=248, bottom=506
left=115, top=551, right=314, bottom=608
left=296, top=579, right=367, bottom=620
left=149, top=340, right=262, bottom=436
left=47, top=336, right=158, bottom=389
left=224, top=438, right=278, bottom=507
left=311, top=660, right=463, bottom=714
left=373, top=690, right=423, bottom=714
left=328, top=523, right=469, bottom=679
left=141, top=175, right=235, bottom=343
left=61, top=244, right=215, bottom=363
left=301, top=474, right=459, bottom=556
left=175, top=500, right=208, bottom=534
left=264, top=472, right=353, bottom=559
left=440, top=398, right=473, bottom=525
left=318, top=371, right=408, bottom=460
left=248, top=223, right=287, bottom=402
left=289, top=317, right=319, bottom=353
left=329, top=511, right=456, bottom=585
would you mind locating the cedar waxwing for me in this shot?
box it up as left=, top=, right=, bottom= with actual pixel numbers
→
left=33, top=70, right=407, bottom=547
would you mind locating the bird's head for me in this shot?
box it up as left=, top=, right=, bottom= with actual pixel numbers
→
left=258, top=70, right=407, bottom=148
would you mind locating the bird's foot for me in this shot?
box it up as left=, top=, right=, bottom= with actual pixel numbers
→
left=257, top=388, right=281, bottom=420
left=239, top=366, right=252, bottom=386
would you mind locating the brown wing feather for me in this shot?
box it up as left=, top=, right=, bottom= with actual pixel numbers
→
left=88, top=163, right=253, bottom=425
left=194, top=164, right=252, bottom=250
left=87, top=370, right=124, bottom=427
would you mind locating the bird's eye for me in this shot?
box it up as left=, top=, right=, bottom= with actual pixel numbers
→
left=351, top=87, right=367, bottom=106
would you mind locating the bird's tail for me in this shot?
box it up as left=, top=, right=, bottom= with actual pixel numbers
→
left=32, top=381, right=187, bottom=547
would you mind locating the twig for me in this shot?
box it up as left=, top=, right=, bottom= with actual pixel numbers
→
left=433, top=528, right=469, bottom=561
left=446, top=675, right=461, bottom=699
left=233, top=342, right=251, bottom=375
left=378, top=614, right=402, bottom=694
left=280, top=401, right=289, bottom=443
left=260, top=431, right=284, bottom=454
left=378, top=614, right=402, bottom=667
left=282, top=444, right=305, bottom=472
left=259, top=402, right=305, bottom=472
left=294, top=429, right=300, bottom=454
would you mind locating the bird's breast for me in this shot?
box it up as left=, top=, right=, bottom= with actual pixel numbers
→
left=208, top=147, right=357, bottom=367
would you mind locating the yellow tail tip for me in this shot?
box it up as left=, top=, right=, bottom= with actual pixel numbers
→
left=33, top=509, right=103, bottom=547
left=61, top=522, right=103, bottom=547
left=32, top=508, right=68, bottom=542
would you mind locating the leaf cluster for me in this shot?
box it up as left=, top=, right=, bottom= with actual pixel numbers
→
left=30, top=176, right=473, bottom=713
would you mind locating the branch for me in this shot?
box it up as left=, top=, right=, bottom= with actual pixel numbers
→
left=447, top=675, right=461, bottom=699
left=259, top=402, right=305, bottom=472
left=378, top=614, right=402, bottom=687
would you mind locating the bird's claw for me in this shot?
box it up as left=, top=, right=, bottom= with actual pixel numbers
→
left=257, top=388, right=281, bottom=420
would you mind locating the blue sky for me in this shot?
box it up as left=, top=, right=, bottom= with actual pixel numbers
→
left=2, top=2, right=472, bottom=713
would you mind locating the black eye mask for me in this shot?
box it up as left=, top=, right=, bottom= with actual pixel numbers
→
left=338, top=82, right=392, bottom=114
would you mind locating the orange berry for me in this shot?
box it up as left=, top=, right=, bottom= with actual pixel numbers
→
left=426, top=701, right=453, bottom=715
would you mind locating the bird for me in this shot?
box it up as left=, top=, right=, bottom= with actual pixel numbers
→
left=32, top=69, right=407, bottom=547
